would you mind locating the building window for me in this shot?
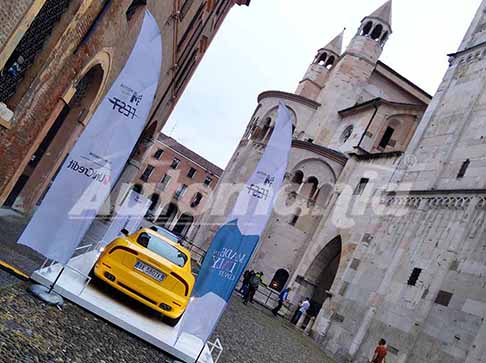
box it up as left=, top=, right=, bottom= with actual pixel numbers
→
left=148, top=193, right=159, bottom=211
left=340, top=125, right=354, bottom=144
left=132, top=184, right=143, bottom=194
left=180, top=0, right=195, bottom=19
left=158, top=174, right=171, bottom=191
left=457, top=159, right=470, bottom=178
left=187, top=167, right=197, bottom=179
left=191, top=192, right=203, bottom=208
left=203, top=176, right=213, bottom=187
left=174, top=184, right=188, bottom=200
left=379, top=127, right=395, bottom=148
left=0, top=0, right=70, bottom=104
left=350, top=258, right=361, bottom=271
left=354, top=178, right=369, bottom=195
left=435, top=290, right=453, bottom=307
left=140, top=165, right=154, bottom=182
left=153, top=149, right=164, bottom=160
left=407, top=268, right=423, bottom=286
left=171, top=158, right=181, bottom=169
left=126, top=0, right=146, bottom=21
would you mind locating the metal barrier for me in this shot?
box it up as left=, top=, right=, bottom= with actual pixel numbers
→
left=180, top=238, right=207, bottom=266
left=234, top=279, right=294, bottom=318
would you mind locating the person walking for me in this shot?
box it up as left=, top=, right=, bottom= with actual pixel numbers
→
left=244, top=271, right=263, bottom=305
left=291, top=297, right=310, bottom=325
left=371, top=339, right=388, bottom=363
left=239, top=269, right=253, bottom=296
left=272, top=287, right=291, bottom=316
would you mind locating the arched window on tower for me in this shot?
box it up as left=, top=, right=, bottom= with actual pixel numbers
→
left=325, top=56, right=335, bottom=69
left=316, top=52, right=327, bottom=66
left=270, top=269, right=290, bottom=292
left=361, top=21, right=373, bottom=36
left=380, top=31, right=389, bottom=45
left=371, top=24, right=383, bottom=41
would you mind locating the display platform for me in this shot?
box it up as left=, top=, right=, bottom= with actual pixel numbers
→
left=31, top=251, right=213, bottom=363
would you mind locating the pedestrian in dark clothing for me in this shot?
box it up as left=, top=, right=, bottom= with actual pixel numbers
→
left=272, top=287, right=291, bottom=316
left=239, top=269, right=253, bottom=296
left=244, top=271, right=263, bottom=305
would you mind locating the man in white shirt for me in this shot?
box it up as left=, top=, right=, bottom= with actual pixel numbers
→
left=291, top=297, right=311, bottom=325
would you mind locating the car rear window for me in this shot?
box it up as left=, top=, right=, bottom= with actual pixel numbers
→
left=151, top=226, right=180, bottom=244
left=140, top=234, right=187, bottom=267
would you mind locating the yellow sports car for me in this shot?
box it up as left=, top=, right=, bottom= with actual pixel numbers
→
left=92, top=227, right=195, bottom=326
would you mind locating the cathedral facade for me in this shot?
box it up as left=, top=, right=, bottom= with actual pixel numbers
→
left=195, top=1, right=486, bottom=362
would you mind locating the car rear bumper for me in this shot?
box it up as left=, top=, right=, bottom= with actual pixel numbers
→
left=93, top=261, right=187, bottom=319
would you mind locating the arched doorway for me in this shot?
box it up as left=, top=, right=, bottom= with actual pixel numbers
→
left=5, top=64, right=105, bottom=211
left=303, top=236, right=342, bottom=317
left=270, top=269, right=290, bottom=292
left=172, top=213, right=194, bottom=237
left=156, top=203, right=178, bottom=229
left=145, top=193, right=160, bottom=220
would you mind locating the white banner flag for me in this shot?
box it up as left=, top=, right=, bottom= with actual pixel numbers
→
left=102, top=191, right=150, bottom=245
left=176, top=102, right=293, bottom=345
left=18, top=11, right=162, bottom=263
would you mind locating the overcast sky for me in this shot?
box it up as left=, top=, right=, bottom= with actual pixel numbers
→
left=163, top=0, right=483, bottom=169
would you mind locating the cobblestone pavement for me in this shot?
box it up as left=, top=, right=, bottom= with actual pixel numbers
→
left=0, top=279, right=174, bottom=363
left=0, top=269, right=20, bottom=290
left=213, top=297, right=334, bottom=363
left=0, top=275, right=334, bottom=363
left=0, top=209, right=44, bottom=275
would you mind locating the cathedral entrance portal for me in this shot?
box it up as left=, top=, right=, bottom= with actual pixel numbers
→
left=303, top=236, right=342, bottom=317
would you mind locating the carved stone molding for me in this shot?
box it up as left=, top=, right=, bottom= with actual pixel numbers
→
left=382, top=194, right=475, bottom=210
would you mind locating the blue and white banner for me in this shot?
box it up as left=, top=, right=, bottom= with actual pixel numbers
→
left=177, top=102, right=292, bottom=345
left=18, top=11, right=162, bottom=264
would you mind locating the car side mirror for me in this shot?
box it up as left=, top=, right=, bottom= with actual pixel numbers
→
left=121, top=229, right=129, bottom=236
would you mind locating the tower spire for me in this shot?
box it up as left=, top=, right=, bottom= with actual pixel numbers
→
left=367, top=0, right=392, bottom=28
left=322, top=29, right=345, bottom=56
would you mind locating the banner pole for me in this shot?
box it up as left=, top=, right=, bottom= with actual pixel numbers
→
left=194, top=344, right=205, bottom=363
left=48, top=267, right=65, bottom=293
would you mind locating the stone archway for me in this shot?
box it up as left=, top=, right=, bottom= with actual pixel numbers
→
left=5, top=61, right=107, bottom=212
left=172, top=213, right=194, bottom=237
left=302, top=236, right=342, bottom=317
left=157, top=203, right=178, bottom=229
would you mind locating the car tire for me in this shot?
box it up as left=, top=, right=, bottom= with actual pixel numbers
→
left=162, top=313, right=183, bottom=327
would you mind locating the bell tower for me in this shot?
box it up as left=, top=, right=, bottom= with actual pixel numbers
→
left=346, top=0, right=392, bottom=64
left=295, top=31, right=344, bottom=101
left=309, top=0, right=393, bottom=145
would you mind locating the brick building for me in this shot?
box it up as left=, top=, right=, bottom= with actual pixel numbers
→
left=0, top=0, right=249, bottom=214
left=135, top=133, right=222, bottom=241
